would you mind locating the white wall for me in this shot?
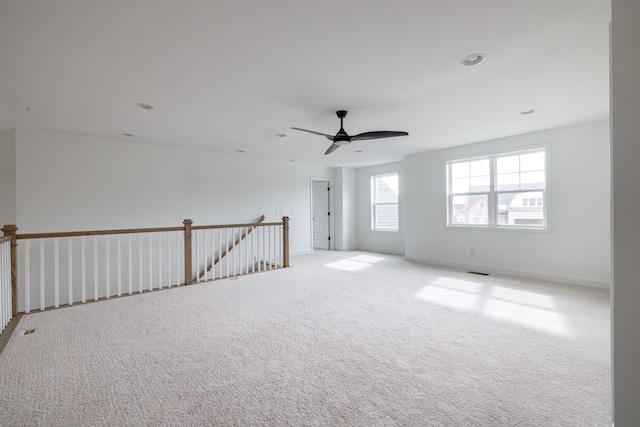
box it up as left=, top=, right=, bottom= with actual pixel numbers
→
left=333, top=167, right=357, bottom=251
left=611, top=0, right=640, bottom=424
left=404, top=119, right=610, bottom=288
left=356, top=161, right=404, bottom=255
left=14, top=127, right=332, bottom=255
left=0, top=129, right=16, bottom=226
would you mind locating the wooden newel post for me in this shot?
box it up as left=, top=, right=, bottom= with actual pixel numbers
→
left=282, top=217, right=290, bottom=268
left=2, top=224, right=18, bottom=316
left=183, top=219, right=193, bottom=285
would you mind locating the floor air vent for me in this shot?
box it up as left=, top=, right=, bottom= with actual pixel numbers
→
left=468, top=271, right=489, bottom=276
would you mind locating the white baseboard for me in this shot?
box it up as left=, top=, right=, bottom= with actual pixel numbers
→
left=356, top=245, right=405, bottom=256
left=404, top=255, right=610, bottom=290
left=290, top=249, right=313, bottom=257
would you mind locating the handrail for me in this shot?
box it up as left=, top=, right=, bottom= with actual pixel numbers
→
left=197, top=215, right=265, bottom=280
left=192, top=221, right=282, bottom=230
left=0, top=235, right=11, bottom=245
left=16, top=220, right=285, bottom=240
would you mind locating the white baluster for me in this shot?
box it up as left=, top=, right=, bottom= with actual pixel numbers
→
left=93, top=236, right=98, bottom=301
left=269, top=225, right=275, bottom=270
left=218, top=229, right=222, bottom=279
left=40, top=239, right=45, bottom=310
left=106, top=236, right=110, bottom=299
left=194, top=230, right=199, bottom=283
left=233, top=227, right=238, bottom=276
left=277, top=225, right=281, bottom=269
left=244, top=227, right=248, bottom=274
left=1, top=243, right=4, bottom=327
left=81, top=236, right=86, bottom=303
left=158, top=233, right=163, bottom=289
left=68, top=238, right=73, bottom=305
left=148, top=233, right=153, bottom=291
left=225, top=228, right=229, bottom=278
left=1, top=243, right=5, bottom=328
left=128, top=234, right=133, bottom=295
left=117, top=235, right=122, bottom=297
left=251, top=227, right=255, bottom=273
left=138, top=234, right=143, bottom=293
left=175, top=231, right=180, bottom=286
left=167, top=232, right=172, bottom=288
left=2, top=243, right=6, bottom=327
left=24, top=240, right=30, bottom=313
left=258, top=226, right=262, bottom=272
left=54, top=238, right=59, bottom=308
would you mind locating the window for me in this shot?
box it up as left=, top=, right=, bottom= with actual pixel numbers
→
left=372, top=173, right=399, bottom=231
left=447, top=146, right=547, bottom=229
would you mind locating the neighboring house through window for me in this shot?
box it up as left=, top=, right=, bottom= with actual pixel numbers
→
left=447, top=146, right=548, bottom=229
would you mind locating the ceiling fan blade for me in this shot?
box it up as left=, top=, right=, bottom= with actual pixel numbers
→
left=290, top=127, right=335, bottom=140
left=350, top=131, right=409, bottom=141
left=324, top=143, right=341, bottom=155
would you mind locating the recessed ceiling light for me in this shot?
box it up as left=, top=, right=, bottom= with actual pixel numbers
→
left=520, top=109, right=536, bottom=115
left=355, top=150, right=363, bottom=153
left=136, top=103, right=154, bottom=110
left=236, top=149, right=245, bottom=153
left=121, top=133, right=135, bottom=137
left=277, top=133, right=287, bottom=138
left=290, top=159, right=295, bottom=162
left=461, top=53, right=486, bottom=66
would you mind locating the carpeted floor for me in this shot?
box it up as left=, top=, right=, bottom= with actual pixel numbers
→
left=0, top=251, right=610, bottom=426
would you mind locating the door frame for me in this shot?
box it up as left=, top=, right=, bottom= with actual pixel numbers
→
left=310, top=177, right=334, bottom=251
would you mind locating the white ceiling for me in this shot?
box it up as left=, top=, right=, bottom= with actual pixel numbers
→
left=0, top=0, right=611, bottom=168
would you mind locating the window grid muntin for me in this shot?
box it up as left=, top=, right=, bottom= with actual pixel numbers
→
left=372, top=173, right=399, bottom=231
left=447, top=147, right=547, bottom=229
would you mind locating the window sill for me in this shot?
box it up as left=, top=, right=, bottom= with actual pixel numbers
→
left=446, top=224, right=549, bottom=233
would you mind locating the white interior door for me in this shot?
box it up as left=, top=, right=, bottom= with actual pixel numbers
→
left=312, top=180, right=330, bottom=250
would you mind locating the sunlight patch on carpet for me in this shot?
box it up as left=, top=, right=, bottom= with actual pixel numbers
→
left=350, top=254, right=385, bottom=264
left=416, top=277, right=567, bottom=335
left=325, top=254, right=386, bottom=271
left=489, top=286, right=556, bottom=310
left=415, top=286, right=480, bottom=310
left=483, top=299, right=566, bottom=335
left=432, top=277, right=483, bottom=293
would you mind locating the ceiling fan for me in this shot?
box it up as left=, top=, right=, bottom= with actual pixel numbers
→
left=291, top=110, right=409, bottom=155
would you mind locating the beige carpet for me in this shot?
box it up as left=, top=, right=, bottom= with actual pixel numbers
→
left=0, top=251, right=610, bottom=426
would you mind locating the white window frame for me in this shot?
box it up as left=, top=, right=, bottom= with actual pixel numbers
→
left=446, top=145, right=549, bottom=230
left=371, top=172, right=400, bottom=232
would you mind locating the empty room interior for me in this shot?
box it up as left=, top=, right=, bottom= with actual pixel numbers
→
left=1, top=1, right=639, bottom=425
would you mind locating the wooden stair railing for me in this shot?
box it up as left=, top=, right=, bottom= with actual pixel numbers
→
left=197, top=215, right=265, bottom=280
left=2, top=216, right=288, bottom=314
